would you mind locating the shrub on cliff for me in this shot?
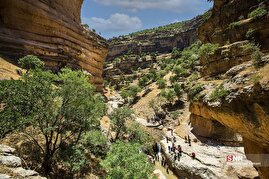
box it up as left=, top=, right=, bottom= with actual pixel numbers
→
left=209, top=84, right=230, bottom=101
left=252, top=49, right=263, bottom=68
left=0, top=68, right=105, bottom=175
left=248, top=7, right=268, bottom=19
left=187, top=83, right=204, bottom=101
left=199, top=43, right=218, bottom=58
left=18, top=55, right=44, bottom=71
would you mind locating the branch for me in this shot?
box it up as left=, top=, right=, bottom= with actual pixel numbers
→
left=22, top=132, right=44, bottom=153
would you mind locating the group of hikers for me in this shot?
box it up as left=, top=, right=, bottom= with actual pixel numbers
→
left=149, top=129, right=197, bottom=174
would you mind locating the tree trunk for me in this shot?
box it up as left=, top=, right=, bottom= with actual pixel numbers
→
left=42, top=153, right=52, bottom=175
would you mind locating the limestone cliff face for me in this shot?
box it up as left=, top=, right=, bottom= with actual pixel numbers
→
left=198, top=0, right=269, bottom=51
left=107, top=15, right=205, bottom=61
left=190, top=0, right=269, bottom=178
left=0, top=0, right=108, bottom=91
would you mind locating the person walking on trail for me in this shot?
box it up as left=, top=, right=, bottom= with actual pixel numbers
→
left=174, top=152, right=177, bottom=161
left=157, top=143, right=161, bottom=153
left=178, top=145, right=182, bottom=157
left=185, top=136, right=188, bottom=143
left=188, top=135, right=191, bottom=146
left=166, top=136, right=169, bottom=143
left=191, top=152, right=196, bottom=159
left=168, top=145, right=171, bottom=153
left=166, top=165, right=169, bottom=174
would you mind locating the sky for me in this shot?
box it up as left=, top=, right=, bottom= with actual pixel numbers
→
left=81, top=0, right=213, bottom=39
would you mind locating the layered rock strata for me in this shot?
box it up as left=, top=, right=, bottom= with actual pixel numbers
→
left=107, top=15, right=205, bottom=61
left=0, top=0, right=108, bottom=91
left=190, top=0, right=269, bottom=178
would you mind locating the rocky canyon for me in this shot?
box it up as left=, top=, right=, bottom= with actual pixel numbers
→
left=0, top=0, right=108, bottom=91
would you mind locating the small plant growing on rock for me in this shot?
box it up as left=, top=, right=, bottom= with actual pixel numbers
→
left=252, top=49, right=263, bottom=68
left=251, top=75, right=262, bottom=85
left=187, top=83, right=204, bottom=101
left=248, top=7, right=268, bottom=19
left=170, top=110, right=180, bottom=120
left=199, top=43, right=218, bottom=58
left=246, top=28, right=256, bottom=39
left=209, top=84, right=230, bottom=101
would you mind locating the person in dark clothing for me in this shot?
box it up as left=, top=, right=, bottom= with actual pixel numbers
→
left=188, top=135, right=191, bottom=146
left=174, top=153, right=177, bottom=161
left=178, top=145, right=182, bottom=156
left=185, top=136, right=188, bottom=143
left=166, top=136, right=169, bottom=143
left=191, top=152, right=196, bottom=159
left=166, top=165, right=169, bottom=174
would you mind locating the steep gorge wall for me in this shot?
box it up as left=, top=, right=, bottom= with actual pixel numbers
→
left=107, top=15, right=205, bottom=61
left=0, top=0, right=108, bottom=91
left=190, top=0, right=269, bottom=178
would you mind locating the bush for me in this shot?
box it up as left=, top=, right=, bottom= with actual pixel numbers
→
left=228, top=21, right=242, bottom=29
left=252, top=49, right=263, bottom=68
left=139, top=76, right=150, bottom=87
left=121, top=85, right=142, bottom=102
left=209, top=84, right=230, bottom=101
left=173, top=65, right=188, bottom=77
left=246, top=28, right=256, bottom=39
left=156, top=79, right=166, bottom=89
left=101, top=142, right=153, bottom=179
left=248, top=7, right=268, bottom=19
left=199, top=43, right=218, bottom=57
left=173, top=83, right=182, bottom=98
left=170, top=110, right=180, bottom=120
left=18, top=55, right=44, bottom=71
left=127, top=122, right=153, bottom=150
left=160, top=88, right=176, bottom=104
left=83, top=130, right=109, bottom=158
left=171, top=47, right=181, bottom=59
left=188, top=84, right=204, bottom=101
left=252, top=75, right=261, bottom=85
left=59, top=145, right=88, bottom=174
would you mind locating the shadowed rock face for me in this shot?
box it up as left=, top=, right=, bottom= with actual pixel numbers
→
left=0, top=0, right=108, bottom=91
left=191, top=0, right=269, bottom=178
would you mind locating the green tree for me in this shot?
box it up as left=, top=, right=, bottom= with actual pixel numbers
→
left=121, top=85, right=141, bottom=103
left=0, top=68, right=105, bottom=174
left=173, top=83, right=183, bottom=98
left=101, top=142, right=153, bottom=179
left=160, top=88, right=176, bottom=104
left=109, top=107, right=133, bottom=141
left=18, top=55, right=44, bottom=71
left=83, top=130, right=109, bottom=159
